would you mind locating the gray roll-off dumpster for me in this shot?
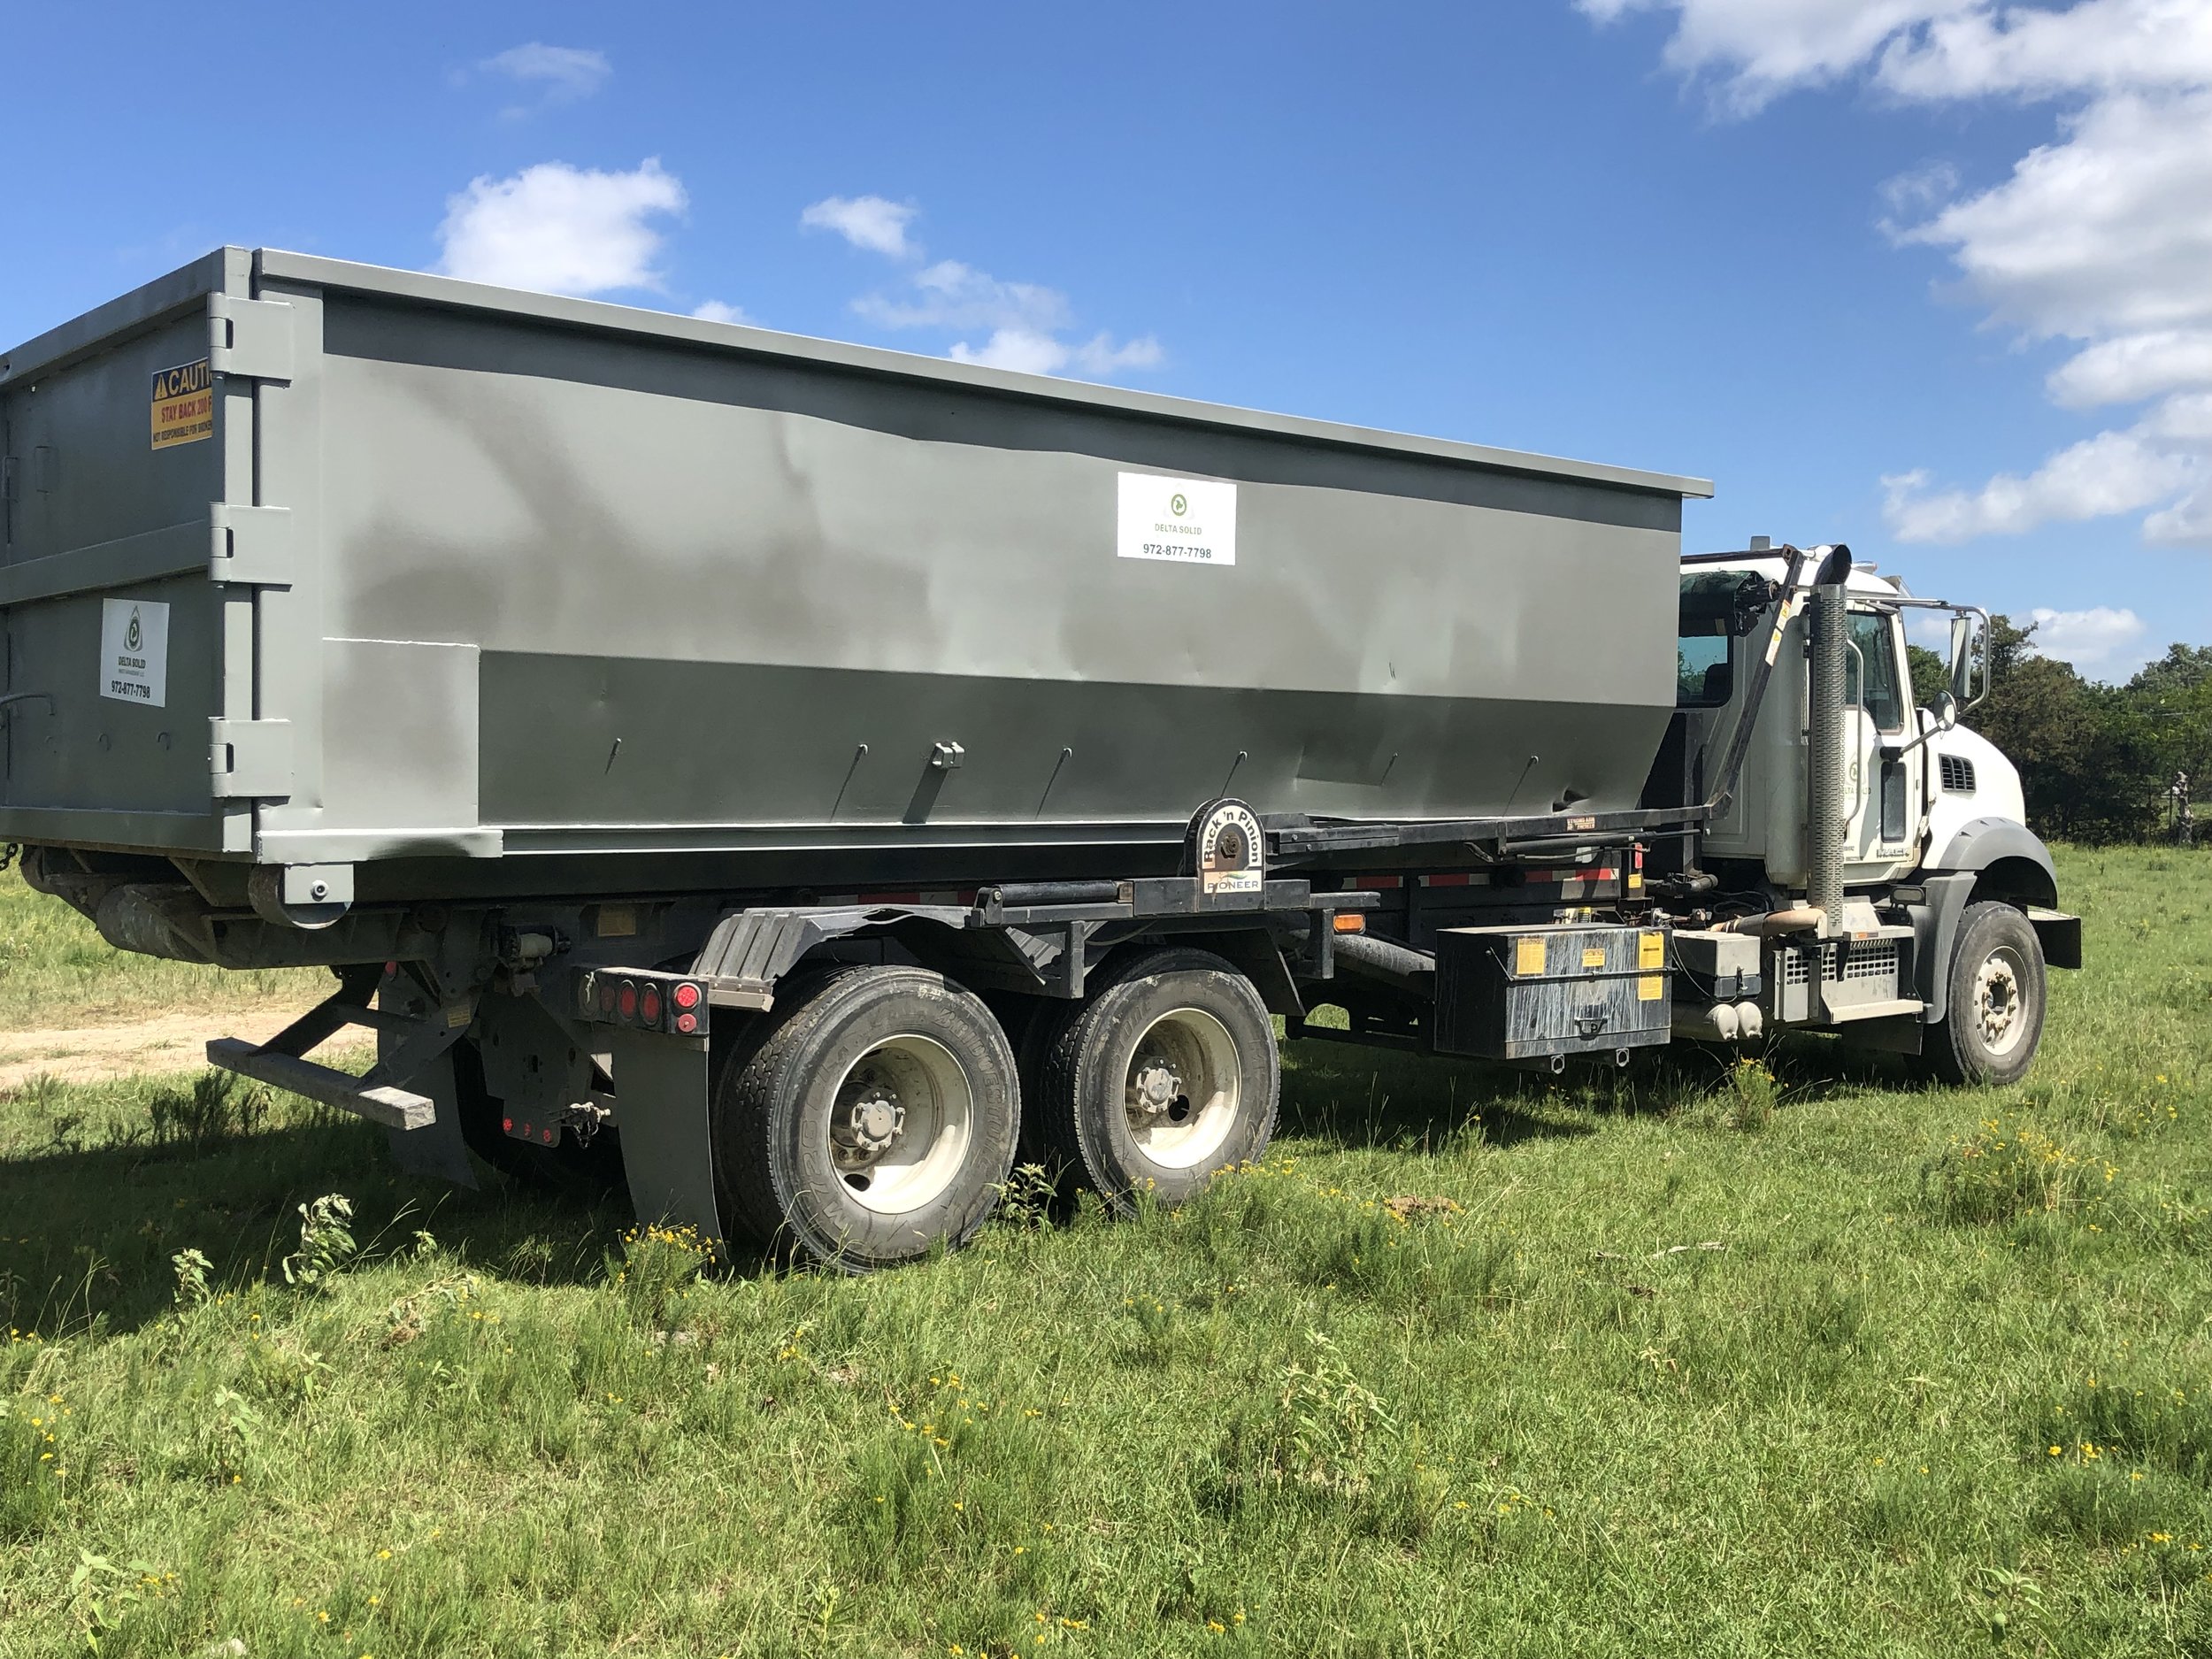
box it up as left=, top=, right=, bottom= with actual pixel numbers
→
left=0, top=247, right=1705, bottom=919
left=6, top=249, right=2076, bottom=1272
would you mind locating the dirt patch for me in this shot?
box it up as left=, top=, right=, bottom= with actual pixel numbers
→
left=0, top=1002, right=373, bottom=1090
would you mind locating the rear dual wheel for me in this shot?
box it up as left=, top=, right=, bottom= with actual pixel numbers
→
left=715, top=966, right=1019, bottom=1271
left=1031, top=948, right=1279, bottom=1211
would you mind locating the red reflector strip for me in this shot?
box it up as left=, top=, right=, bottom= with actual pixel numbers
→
left=867, top=892, right=922, bottom=905
left=1353, top=876, right=1402, bottom=890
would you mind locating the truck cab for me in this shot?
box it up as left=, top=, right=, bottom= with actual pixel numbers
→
left=1650, top=546, right=2078, bottom=1083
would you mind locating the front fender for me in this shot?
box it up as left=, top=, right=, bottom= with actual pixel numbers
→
left=1925, top=817, right=2058, bottom=906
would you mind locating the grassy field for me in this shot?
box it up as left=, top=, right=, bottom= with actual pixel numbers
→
left=1, top=846, right=2208, bottom=1656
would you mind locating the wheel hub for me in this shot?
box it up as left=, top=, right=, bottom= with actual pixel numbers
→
left=1976, top=956, right=2020, bottom=1047
left=1129, top=1056, right=1187, bottom=1120
left=832, top=1071, right=907, bottom=1168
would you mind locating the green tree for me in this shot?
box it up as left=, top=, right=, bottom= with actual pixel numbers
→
left=1963, top=615, right=2158, bottom=843
left=2127, top=645, right=2212, bottom=811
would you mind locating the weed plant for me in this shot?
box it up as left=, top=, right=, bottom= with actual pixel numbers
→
left=0, top=846, right=2206, bottom=1655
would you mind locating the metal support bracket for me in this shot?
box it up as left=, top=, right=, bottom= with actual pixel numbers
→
left=207, top=966, right=477, bottom=1132
left=207, top=296, right=295, bottom=382
left=209, top=503, right=291, bottom=587
left=211, top=717, right=294, bottom=799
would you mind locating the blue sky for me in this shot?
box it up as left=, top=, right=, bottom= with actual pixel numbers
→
left=7, top=1, right=2206, bottom=679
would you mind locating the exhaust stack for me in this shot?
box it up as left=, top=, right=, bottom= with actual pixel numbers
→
left=1805, top=546, right=1853, bottom=933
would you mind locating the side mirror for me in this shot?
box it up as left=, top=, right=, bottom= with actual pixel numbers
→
left=1929, top=689, right=1959, bottom=732
left=1948, top=612, right=1978, bottom=703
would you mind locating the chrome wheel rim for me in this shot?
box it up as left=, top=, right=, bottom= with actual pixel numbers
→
left=1973, top=946, right=2029, bottom=1058
left=826, top=1034, right=973, bottom=1213
left=1123, top=1007, right=1241, bottom=1171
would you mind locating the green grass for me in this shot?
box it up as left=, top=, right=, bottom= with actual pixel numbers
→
left=0, top=867, right=321, bottom=1031
left=0, top=845, right=2208, bottom=1655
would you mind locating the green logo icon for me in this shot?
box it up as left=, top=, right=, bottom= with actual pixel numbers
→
left=1170, top=493, right=1188, bottom=517
left=126, top=610, right=142, bottom=652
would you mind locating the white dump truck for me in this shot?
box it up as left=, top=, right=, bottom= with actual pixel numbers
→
left=2, top=250, right=2077, bottom=1267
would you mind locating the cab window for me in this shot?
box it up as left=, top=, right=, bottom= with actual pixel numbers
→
left=1678, top=626, right=1732, bottom=707
left=1846, top=611, right=1905, bottom=733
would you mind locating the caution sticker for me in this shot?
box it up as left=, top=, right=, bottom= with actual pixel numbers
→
left=150, top=358, right=213, bottom=449
left=1515, top=937, right=1548, bottom=978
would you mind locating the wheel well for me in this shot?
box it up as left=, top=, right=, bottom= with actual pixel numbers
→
left=1970, top=856, right=2056, bottom=911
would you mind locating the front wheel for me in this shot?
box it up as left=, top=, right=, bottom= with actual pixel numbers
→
left=715, top=966, right=1020, bottom=1271
left=1924, top=901, right=2047, bottom=1087
left=1033, top=948, right=1279, bottom=1212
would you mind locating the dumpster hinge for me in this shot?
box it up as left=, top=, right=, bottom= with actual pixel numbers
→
left=207, top=296, right=295, bottom=382
left=208, top=503, right=291, bottom=587
left=211, top=717, right=294, bottom=799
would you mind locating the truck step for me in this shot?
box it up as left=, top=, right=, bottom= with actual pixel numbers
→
left=205, top=1038, right=435, bottom=1131
left=204, top=965, right=473, bottom=1134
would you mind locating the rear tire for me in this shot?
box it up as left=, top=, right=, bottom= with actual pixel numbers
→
left=1924, top=901, right=2047, bottom=1087
left=714, top=965, right=1019, bottom=1271
left=1033, top=948, right=1278, bottom=1212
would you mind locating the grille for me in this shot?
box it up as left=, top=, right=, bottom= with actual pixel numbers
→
left=1781, top=942, right=1900, bottom=985
left=1843, top=942, right=1899, bottom=980
left=1939, top=754, right=1977, bottom=794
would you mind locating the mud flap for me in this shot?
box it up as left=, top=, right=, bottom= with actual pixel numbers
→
left=607, top=1029, right=722, bottom=1242
left=381, top=1047, right=477, bottom=1189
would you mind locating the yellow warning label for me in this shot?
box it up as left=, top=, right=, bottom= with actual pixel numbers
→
left=150, top=358, right=213, bottom=449
left=1516, top=937, right=1548, bottom=977
left=1580, top=946, right=1605, bottom=969
left=1639, top=931, right=1665, bottom=970
left=1638, top=974, right=1664, bottom=1002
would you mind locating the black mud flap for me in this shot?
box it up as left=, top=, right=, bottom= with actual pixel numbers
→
left=606, top=1028, right=723, bottom=1243
left=2026, top=907, right=2083, bottom=971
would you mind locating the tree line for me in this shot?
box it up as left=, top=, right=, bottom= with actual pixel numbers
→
left=1907, top=623, right=2210, bottom=845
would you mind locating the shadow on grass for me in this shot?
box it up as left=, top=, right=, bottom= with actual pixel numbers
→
left=1279, top=1038, right=1607, bottom=1153
left=0, top=1114, right=632, bottom=1340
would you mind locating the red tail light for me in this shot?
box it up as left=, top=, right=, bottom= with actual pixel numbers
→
left=641, top=985, right=664, bottom=1025
left=617, top=980, right=639, bottom=1021
left=672, top=980, right=702, bottom=1010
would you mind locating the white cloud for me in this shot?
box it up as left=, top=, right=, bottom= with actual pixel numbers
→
left=1577, top=0, right=1978, bottom=112
left=1883, top=429, right=2201, bottom=541
left=1585, top=0, right=2212, bottom=549
left=850, top=250, right=1164, bottom=381
left=2026, top=604, right=2148, bottom=679
left=481, top=43, right=611, bottom=105
left=1895, top=91, right=2212, bottom=342
left=1877, top=1, right=2212, bottom=100
left=946, top=328, right=1166, bottom=378
left=801, top=195, right=920, bottom=259
left=2047, top=330, right=2212, bottom=409
left=437, top=159, right=686, bottom=296
left=690, top=299, right=752, bottom=326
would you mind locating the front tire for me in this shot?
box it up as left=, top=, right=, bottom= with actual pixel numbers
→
left=1925, top=901, right=2047, bottom=1087
left=715, top=965, right=1019, bottom=1271
left=1033, top=948, right=1278, bottom=1211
